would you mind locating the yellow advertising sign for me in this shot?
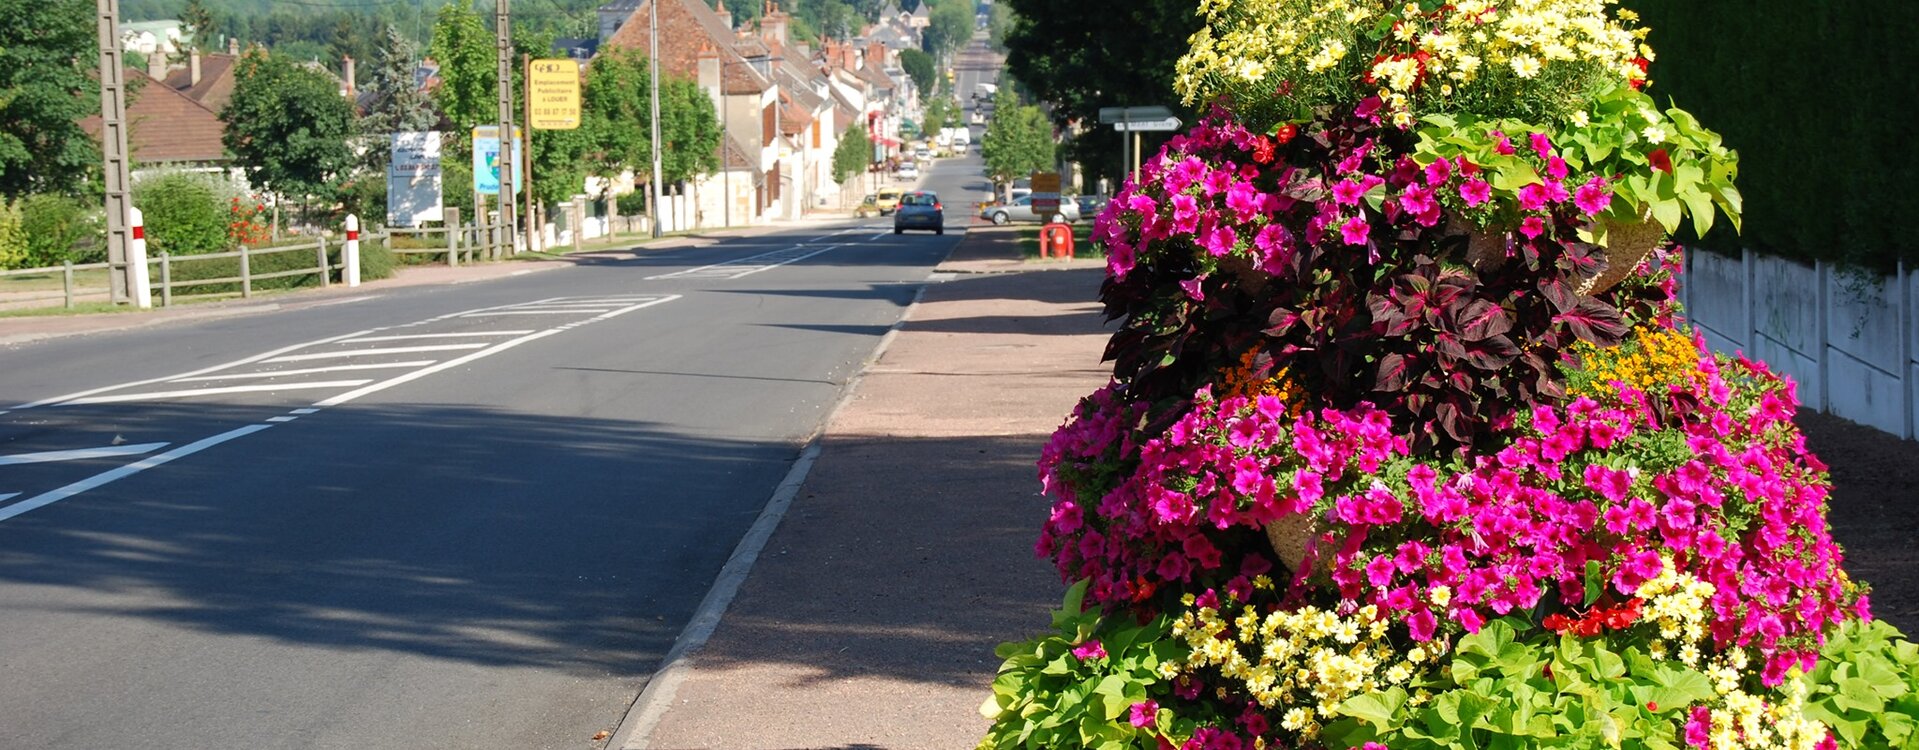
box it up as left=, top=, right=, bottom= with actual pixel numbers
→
left=1030, top=172, right=1062, bottom=193
left=527, top=59, right=581, bottom=130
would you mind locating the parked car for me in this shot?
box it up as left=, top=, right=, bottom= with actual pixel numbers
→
left=893, top=191, right=944, bottom=234
left=898, top=162, right=920, bottom=180
left=1075, top=194, right=1112, bottom=219
left=855, top=194, right=881, bottom=218
left=912, top=145, right=931, bottom=160
left=979, top=195, right=1081, bottom=225
left=875, top=188, right=903, bottom=215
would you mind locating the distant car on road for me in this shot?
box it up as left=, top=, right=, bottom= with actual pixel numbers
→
left=979, top=195, right=1080, bottom=225
left=1075, top=195, right=1112, bottom=219
left=875, top=188, right=903, bottom=215
left=898, top=162, right=920, bottom=181
left=893, top=191, right=944, bottom=235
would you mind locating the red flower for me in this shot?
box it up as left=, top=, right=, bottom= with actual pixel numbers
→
left=1648, top=148, right=1673, bottom=173
left=1274, top=124, right=1298, bottom=144
left=1543, top=613, right=1572, bottom=632
left=1251, top=137, right=1275, bottom=164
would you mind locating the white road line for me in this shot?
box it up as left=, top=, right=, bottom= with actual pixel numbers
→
left=172, top=361, right=437, bottom=382
left=11, top=328, right=381, bottom=409
left=289, top=408, right=319, bottom=414
left=0, top=493, right=17, bottom=503
left=313, top=295, right=680, bottom=408
left=0, top=442, right=170, bottom=467
left=61, top=380, right=374, bottom=406
left=264, top=343, right=488, bottom=362
left=644, top=245, right=841, bottom=280
left=265, top=416, right=298, bottom=423
left=0, top=425, right=271, bottom=523
left=460, top=309, right=614, bottom=316
left=339, top=331, right=533, bottom=343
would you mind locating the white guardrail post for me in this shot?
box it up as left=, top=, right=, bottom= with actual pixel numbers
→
left=343, top=214, right=362, bottom=287
left=127, top=206, right=152, bottom=308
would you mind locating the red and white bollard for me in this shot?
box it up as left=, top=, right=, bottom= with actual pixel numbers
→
left=128, top=206, right=152, bottom=308
left=343, top=214, right=361, bottom=287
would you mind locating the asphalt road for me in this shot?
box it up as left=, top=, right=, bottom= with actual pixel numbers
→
left=0, top=153, right=988, bottom=748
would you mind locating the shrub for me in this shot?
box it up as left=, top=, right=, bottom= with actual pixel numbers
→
left=19, top=194, right=104, bottom=266
left=0, top=200, right=25, bottom=269
left=133, top=172, right=233, bottom=256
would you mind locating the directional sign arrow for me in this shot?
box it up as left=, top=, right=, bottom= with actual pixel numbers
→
left=1113, top=116, right=1183, bottom=132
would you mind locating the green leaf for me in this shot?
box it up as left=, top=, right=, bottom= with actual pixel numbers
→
left=1339, top=686, right=1410, bottom=731
left=1683, top=191, right=1716, bottom=237
left=1650, top=199, right=1683, bottom=233
left=1583, top=560, right=1604, bottom=607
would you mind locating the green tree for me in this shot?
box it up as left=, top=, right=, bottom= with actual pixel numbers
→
left=981, top=88, right=1055, bottom=189
left=0, top=0, right=100, bottom=199
left=898, top=48, right=936, bottom=98
left=180, top=0, right=218, bottom=53
left=131, top=172, right=230, bottom=256
left=359, top=25, right=439, bottom=171
left=832, top=124, right=871, bottom=185
left=987, top=3, right=1015, bottom=50
left=921, top=0, right=973, bottom=60
left=580, top=48, right=654, bottom=202
left=428, top=0, right=496, bottom=132
left=220, top=49, right=358, bottom=214
left=660, top=78, right=721, bottom=185
left=921, top=95, right=959, bottom=139
left=1002, top=0, right=1199, bottom=189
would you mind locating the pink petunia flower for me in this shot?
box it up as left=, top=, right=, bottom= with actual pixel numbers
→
left=1530, top=132, right=1553, bottom=158
left=1519, top=216, right=1546, bottom=239
left=1517, top=183, right=1551, bottom=211
left=1072, top=639, right=1107, bottom=661
left=1333, top=178, right=1367, bottom=206
left=1340, top=215, right=1371, bottom=246
left=1425, top=157, right=1452, bottom=186
left=1130, top=700, right=1159, bottom=729
left=1492, top=130, right=1516, bottom=155
left=1459, top=178, right=1492, bottom=207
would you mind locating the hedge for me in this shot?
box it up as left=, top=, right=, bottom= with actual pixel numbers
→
left=1628, top=0, right=1919, bottom=270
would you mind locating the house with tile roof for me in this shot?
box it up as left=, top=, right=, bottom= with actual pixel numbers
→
left=600, top=0, right=782, bottom=226
left=80, top=67, right=228, bottom=169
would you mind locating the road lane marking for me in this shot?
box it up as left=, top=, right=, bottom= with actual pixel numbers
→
left=0, top=443, right=170, bottom=467
left=338, top=331, right=534, bottom=343
left=266, top=416, right=298, bottom=423
left=11, top=329, right=380, bottom=409
left=0, top=425, right=271, bottom=523
left=0, top=493, right=17, bottom=503
left=263, top=343, right=488, bottom=362
left=289, top=408, right=319, bottom=414
left=644, top=245, right=841, bottom=280
left=172, top=361, right=438, bottom=382
left=459, top=309, right=615, bottom=316
left=61, top=381, right=375, bottom=406
left=312, top=295, right=681, bottom=408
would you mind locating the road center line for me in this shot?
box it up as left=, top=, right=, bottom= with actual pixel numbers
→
left=0, top=442, right=170, bottom=467
left=62, top=381, right=375, bottom=406
left=338, top=331, right=534, bottom=343
left=460, top=309, right=614, bottom=316
left=0, top=425, right=271, bottom=523
left=264, top=343, right=488, bottom=362
left=173, top=361, right=438, bottom=382
left=0, top=493, right=17, bottom=503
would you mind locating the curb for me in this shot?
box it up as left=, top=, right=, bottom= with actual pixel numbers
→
left=604, top=274, right=940, bottom=750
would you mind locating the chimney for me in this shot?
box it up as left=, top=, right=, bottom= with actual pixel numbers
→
left=342, top=55, right=356, bottom=95
left=761, top=6, right=788, bottom=46
left=714, top=0, right=731, bottom=29
left=696, top=45, right=721, bottom=98
left=146, top=49, right=167, bottom=80
left=866, top=41, right=886, bottom=70
left=189, top=48, right=202, bottom=86
left=226, top=37, right=238, bottom=56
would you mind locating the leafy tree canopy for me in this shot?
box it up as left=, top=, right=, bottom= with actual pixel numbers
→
left=219, top=49, right=358, bottom=202
left=832, top=124, right=871, bottom=184
left=899, top=48, right=936, bottom=98
left=980, top=87, right=1055, bottom=187
left=0, top=0, right=101, bottom=200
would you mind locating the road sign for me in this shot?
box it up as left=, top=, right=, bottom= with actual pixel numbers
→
left=527, top=59, right=581, bottom=130
left=1098, top=105, right=1174, bottom=124
left=471, top=126, right=524, bottom=195
left=1030, top=172, right=1062, bottom=215
left=387, top=131, right=443, bottom=226
left=1113, top=116, right=1182, bottom=132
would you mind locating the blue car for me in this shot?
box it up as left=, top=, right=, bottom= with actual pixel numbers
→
left=893, top=191, right=945, bottom=235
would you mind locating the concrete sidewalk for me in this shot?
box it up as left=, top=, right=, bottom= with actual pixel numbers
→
left=618, top=227, right=1111, bottom=748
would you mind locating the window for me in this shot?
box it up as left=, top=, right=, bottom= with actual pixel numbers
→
left=902, top=193, right=938, bottom=206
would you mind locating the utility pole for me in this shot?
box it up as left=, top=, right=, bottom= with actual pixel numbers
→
left=495, top=0, right=518, bottom=255
left=647, top=0, right=665, bottom=238
left=96, top=0, right=133, bottom=303
left=522, top=52, right=537, bottom=252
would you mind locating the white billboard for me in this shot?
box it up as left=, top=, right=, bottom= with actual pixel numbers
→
left=387, top=132, right=444, bottom=227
